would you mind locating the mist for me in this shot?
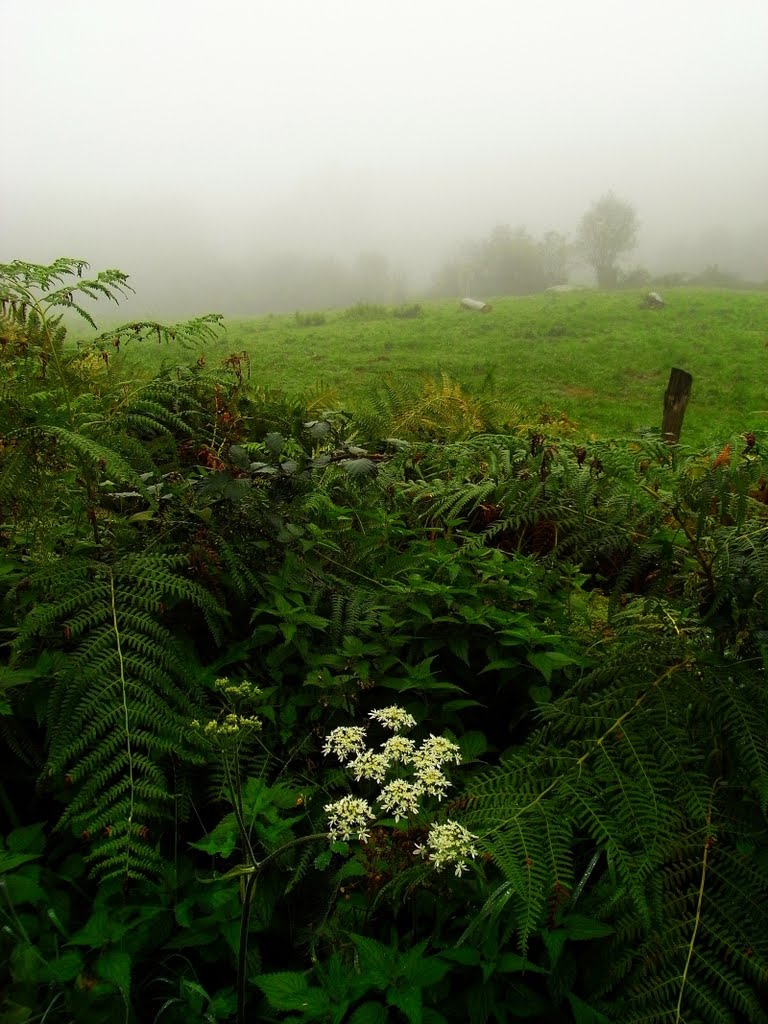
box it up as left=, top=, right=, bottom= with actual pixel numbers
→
left=2, top=0, right=766, bottom=317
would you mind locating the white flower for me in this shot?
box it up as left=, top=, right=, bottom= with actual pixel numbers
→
left=368, top=706, right=417, bottom=733
left=414, top=764, right=451, bottom=800
left=414, top=819, right=478, bottom=876
left=348, top=749, right=389, bottom=784
left=323, top=726, right=367, bottom=762
left=377, top=779, right=423, bottom=822
left=414, top=735, right=462, bottom=769
left=324, top=795, right=375, bottom=842
left=381, top=735, right=416, bottom=765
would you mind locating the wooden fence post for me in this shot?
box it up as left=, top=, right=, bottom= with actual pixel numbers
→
left=662, top=367, right=693, bottom=443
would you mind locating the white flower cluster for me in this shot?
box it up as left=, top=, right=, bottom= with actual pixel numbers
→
left=378, top=779, right=422, bottom=821
left=322, top=706, right=466, bottom=836
left=322, top=726, right=367, bottom=762
left=414, top=820, right=479, bottom=877
left=368, top=705, right=417, bottom=732
left=324, top=795, right=376, bottom=843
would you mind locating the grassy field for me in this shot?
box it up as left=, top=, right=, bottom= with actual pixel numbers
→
left=111, top=288, right=768, bottom=447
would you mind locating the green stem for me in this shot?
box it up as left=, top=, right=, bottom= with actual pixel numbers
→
left=109, top=570, right=135, bottom=878
left=232, top=832, right=328, bottom=1024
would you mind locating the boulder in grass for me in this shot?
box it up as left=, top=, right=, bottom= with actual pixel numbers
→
left=643, top=291, right=665, bottom=309
left=460, top=297, right=492, bottom=312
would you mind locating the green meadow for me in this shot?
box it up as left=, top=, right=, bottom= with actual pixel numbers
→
left=114, top=288, right=768, bottom=447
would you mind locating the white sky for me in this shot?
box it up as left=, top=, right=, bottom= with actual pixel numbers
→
left=2, top=0, right=767, bottom=305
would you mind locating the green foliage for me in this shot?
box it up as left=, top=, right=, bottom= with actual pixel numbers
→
left=294, top=311, right=327, bottom=328
left=1, top=257, right=767, bottom=1024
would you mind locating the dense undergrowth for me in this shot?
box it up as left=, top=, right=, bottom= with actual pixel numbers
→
left=1, top=260, right=767, bottom=1023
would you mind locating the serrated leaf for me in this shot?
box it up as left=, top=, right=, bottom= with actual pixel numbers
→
left=314, top=850, right=332, bottom=871
left=264, top=432, right=285, bottom=454
left=209, top=988, right=238, bottom=1015
left=7, top=823, right=46, bottom=855
left=457, top=730, right=490, bottom=760
left=95, top=949, right=131, bottom=998
left=496, top=952, right=547, bottom=974
left=388, top=984, right=422, bottom=1024
left=350, top=934, right=396, bottom=988
left=228, top=445, right=250, bottom=469
left=45, top=951, right=84, bottom=983
left=440, top=947, right=482, bottom=967
left=188, top=814, right=238, bottom=858
left=0, top=852, right=40, bottom=872
left=305, top=420, right=331, bottom=438
left=341, top=458, right=378, bottom=479
left=558, top=913, right=614, bottom=940
left=5, top=869, right=44, bottom=905
left=253, top=971, right=328, bottom=1015
left=348, top=1001, right=388, bottom=1024
left=527, top=650, right=580, bottom=683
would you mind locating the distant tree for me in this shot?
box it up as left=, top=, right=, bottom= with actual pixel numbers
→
left=538, top=231, right=572, bottom=287
left=480, top=225, right=547, bottom=295
left=578, top=192, right=639, bottom=288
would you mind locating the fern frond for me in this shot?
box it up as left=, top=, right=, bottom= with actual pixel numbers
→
left=12, top=554, right=225, bottom=881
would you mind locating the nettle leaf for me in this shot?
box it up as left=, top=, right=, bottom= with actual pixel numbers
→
left=305, top=420, right=331, bottom=438
left=527, top=649, right=581, bottom=683
left=5, top=867, right=44, bottom=905
left=350, top=934, right=396, bottom=989
left=557, top=912, right=614, bottom=940
left=314, top=849, right=333, bottom=871
left=45, top=951, right=84, bottom=983
left=348, top=1002, right=388, bottom=1024
left=189, top=813, right=239, bottom=858
left=388, top=984, right=423, bottom=1024
left=495, top=951, right=547, bottom=974
left=0, top=851, right=40, bottom=872
left=254, top=971, right=328, bottom=1015
left=341, top=457, right=378, bottom=479
left=95, top=949, right=131, bottom=999
left=7, top=822, right=46, bottom=855
left=209, top=988, right=238, bottom=1016
left=457, top=730, right=491, bottom=761
left=228, top=444, right=250, bottom=469
left=264, top=432, right=286, bottom=454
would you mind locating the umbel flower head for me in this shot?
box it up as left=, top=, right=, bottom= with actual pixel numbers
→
left=414, top=735, right=462, bottom=768
left=348, top=748, right=389, bottom=784
left=414, top=820, right=479, bottom=876
left=377, top=779, right=422, bottom=821
left=368, top=706, right=417, bottom=732
left=322, top=707, right=468, bottom=852
left=324, top=795, right=376, bottom=843
left=323, top=726, right=368, bottom=763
